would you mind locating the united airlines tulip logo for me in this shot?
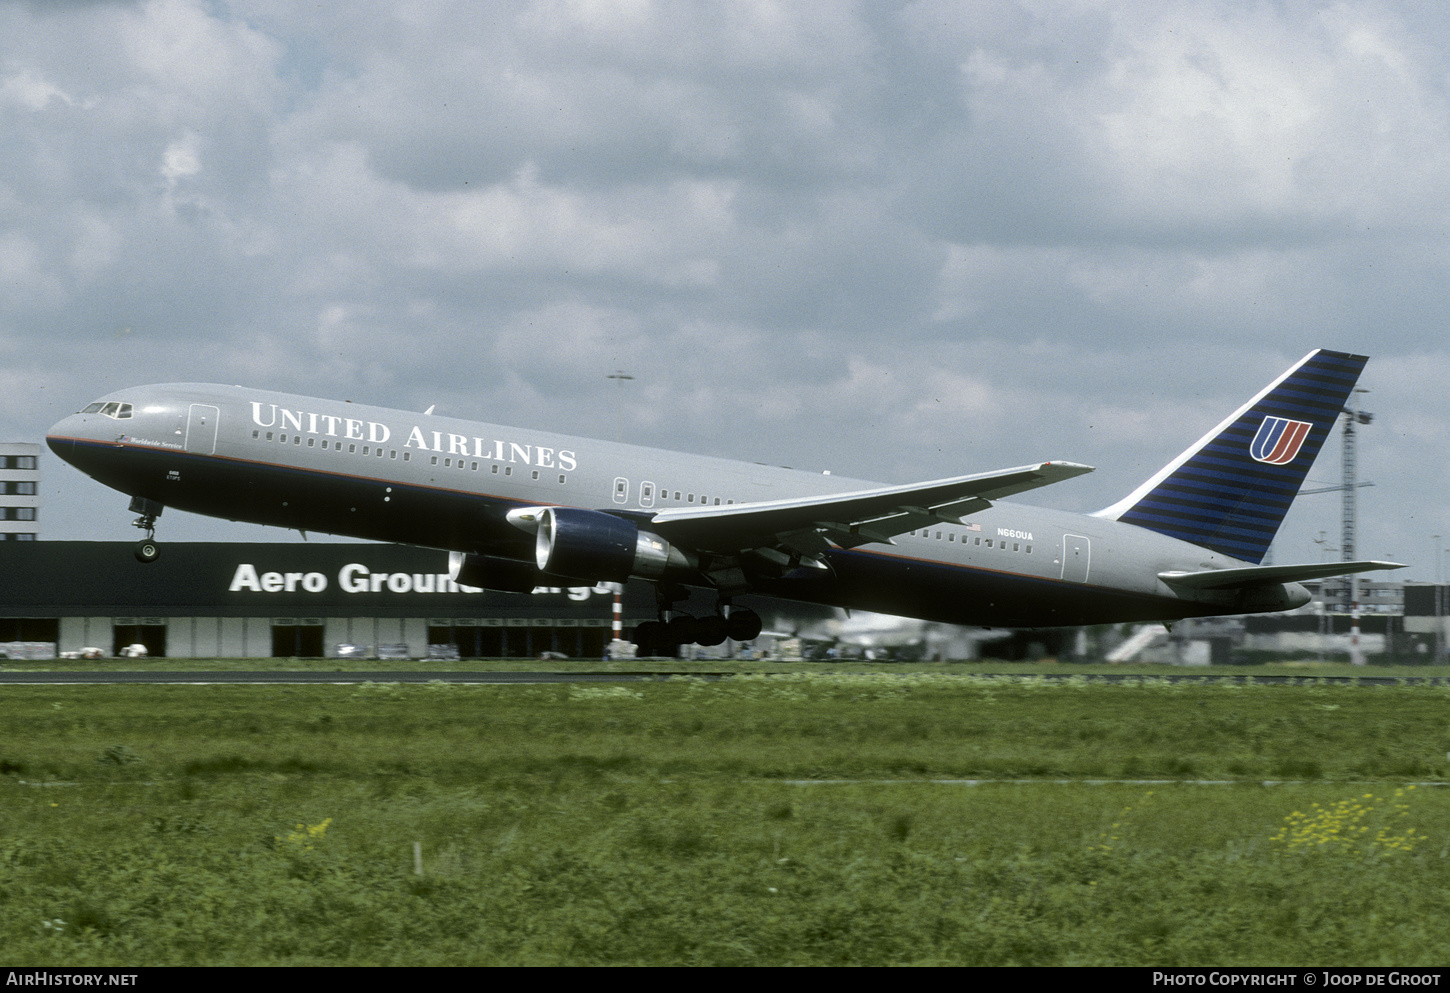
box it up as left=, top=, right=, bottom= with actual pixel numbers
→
left=1250, top=416, right=1313, bottom=465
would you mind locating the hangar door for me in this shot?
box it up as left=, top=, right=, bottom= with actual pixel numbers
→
left=113, top=619, right=167, bottom=658
left=272, top=620, right=324, bottom=658
left=0, top=618, right=59, bottom=642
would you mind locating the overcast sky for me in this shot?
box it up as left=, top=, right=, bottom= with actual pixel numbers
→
left=5, top=0, right=1449, bottom=580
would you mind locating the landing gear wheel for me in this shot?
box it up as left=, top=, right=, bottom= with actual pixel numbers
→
left=726, top=609, right=762, bottom=641
left=665, top=615, right=700, bottom=647
left=129, top=498, right=164, bottom=565
left=631, top=620, right=663, bottom=657
left=695, top=615, right=729, bottom=647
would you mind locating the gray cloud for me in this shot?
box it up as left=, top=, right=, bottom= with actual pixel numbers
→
left=4, top=0, right=1446, bottom=577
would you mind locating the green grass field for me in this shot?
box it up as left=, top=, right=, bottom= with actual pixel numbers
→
left=6, top=653, right=1450, bottom=680
left=3, top=672, right=1450, bottom=965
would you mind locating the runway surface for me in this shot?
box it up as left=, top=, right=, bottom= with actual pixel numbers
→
left=0, top=669, right=677, bottom=684
left=3, top=669, right=1450, bottom=685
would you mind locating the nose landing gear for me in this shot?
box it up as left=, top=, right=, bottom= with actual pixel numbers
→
left=129, top=496, right=163, bottom=563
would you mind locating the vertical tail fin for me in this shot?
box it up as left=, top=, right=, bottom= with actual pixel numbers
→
left=1094, top=348, right=1367, bottom=563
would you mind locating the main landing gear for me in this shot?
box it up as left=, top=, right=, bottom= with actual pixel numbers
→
left=631, top=600, right=764, bottom=658
left=129, top=496, right=163, bottom=563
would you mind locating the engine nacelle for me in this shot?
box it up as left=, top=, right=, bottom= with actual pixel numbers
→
left=447, top=551, right=552, bottom=594
left=510, top=506, right=696, bottom=583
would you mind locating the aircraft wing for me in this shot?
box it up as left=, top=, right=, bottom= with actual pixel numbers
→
left=1159, top=560, right=1405, bottom=591
left=648, top=461, right=1093, bottom=553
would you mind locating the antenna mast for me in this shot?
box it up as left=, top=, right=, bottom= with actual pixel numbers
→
left=1341, top=390, right=1372, bottom=664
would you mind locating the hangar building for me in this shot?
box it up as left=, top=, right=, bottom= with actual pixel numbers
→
left=0, top=542, right=663, bottom=659
left=2, top=541, right=1441, bottom=664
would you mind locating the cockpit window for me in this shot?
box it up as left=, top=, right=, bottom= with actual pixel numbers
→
left=81, top=401, right=133, bottom=419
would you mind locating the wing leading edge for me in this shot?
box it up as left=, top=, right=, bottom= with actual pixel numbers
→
left=648, top=461, right=1094, bottom=552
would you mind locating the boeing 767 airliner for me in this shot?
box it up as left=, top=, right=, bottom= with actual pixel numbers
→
left=45, top=348, right=1400, bottom=652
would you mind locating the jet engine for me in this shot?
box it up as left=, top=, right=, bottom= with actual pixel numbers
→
left=507, top=506, right=696, bottom=583
left=447, top=552, right=555, bottom=593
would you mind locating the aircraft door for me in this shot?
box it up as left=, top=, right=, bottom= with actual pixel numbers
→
left=1061, top=534, right=1091, bottom=583
left=613, top=477, right=629, bottom=505
left=185, top=404, right=220, bottom=455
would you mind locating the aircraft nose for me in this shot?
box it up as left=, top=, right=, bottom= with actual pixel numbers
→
left=45, top=416, right=78, bottom=462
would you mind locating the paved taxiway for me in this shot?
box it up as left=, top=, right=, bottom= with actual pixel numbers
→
left=0, top=670, right=682, bottom=685
left=4, top=670, right=1450, bottom=686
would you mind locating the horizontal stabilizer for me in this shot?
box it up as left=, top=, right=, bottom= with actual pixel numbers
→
left=1159, top=560, right=1404, bottom=591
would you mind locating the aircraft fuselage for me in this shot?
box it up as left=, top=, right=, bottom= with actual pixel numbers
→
left=45, top=383, right=1307, bottom=628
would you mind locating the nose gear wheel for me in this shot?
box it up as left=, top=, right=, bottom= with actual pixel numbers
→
left=128, top=496, right=164, bottom=563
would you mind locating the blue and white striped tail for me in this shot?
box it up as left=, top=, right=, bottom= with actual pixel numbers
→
left=1095, top=349, right=1367, bottom=564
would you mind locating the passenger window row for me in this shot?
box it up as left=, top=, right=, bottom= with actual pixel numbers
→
left=654, top=487, right=732, bottom=505
left=253, top=429, right=410, bottom=461
left=429, top=455, right=569, bottom=485
left=908, top=528, right=1032, bottom=555
left=251, top=428, right=573, bottom=484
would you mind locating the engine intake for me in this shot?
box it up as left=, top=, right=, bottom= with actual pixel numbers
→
left=509, top=506, right=696, bottom=583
